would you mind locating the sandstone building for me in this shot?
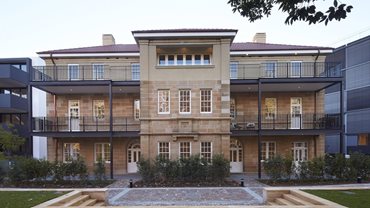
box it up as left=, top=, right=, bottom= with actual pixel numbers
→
left=30, top=29, right=343, bottom=178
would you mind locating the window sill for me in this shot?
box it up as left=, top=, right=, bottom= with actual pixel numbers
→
left=156, top=65, right=215, bottom=69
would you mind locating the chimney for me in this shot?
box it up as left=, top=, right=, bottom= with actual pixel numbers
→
left=102, top=34, right=115, bottom=46
left=253, top=33, right=266, bottom=43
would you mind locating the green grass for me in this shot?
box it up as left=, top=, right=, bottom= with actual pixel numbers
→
left=305, top=189, right=370, bottom=208
left=0, top=191, right=66, bottom=208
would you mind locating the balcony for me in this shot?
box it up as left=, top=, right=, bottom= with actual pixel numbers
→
left=31, top=65, right=140, bottom=82
left=230, top=113, right=340, bottom=131
left=32, top=116, right=140, bottom=134
left=229, top=62, right=341, bottom=80
left=0, top=64, right=29, bottom=87
left=0, top=94, right=28, bottom=113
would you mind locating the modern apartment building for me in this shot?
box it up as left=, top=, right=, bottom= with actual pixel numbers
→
left=0, top=58, right=33, bottom=155
left=30, top=29, right=343, bottom=178
left=325, top=35, right=370, bottom=154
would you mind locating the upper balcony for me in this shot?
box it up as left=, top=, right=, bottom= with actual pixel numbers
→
left=31, top=65, right=140, bottom=82
left=32, top=116, right=140, bottom=137
left=0, top=64, right=29, bottom=88
left=0, top=94, right=28, bottom=113
left=230, top=62, right=341, bottom=80
left=231, top=113, right=341, bottom=136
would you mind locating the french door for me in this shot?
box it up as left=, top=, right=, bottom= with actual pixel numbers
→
left=68, top=100, right=80, bottom=131
left=290, top=97, right=302, bottom=129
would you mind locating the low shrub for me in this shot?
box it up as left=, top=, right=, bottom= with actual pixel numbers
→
left=264, top=155, right=287, bottom=181
left=137, top=154, right=230, bottom=183
left=94, top=158, right=106, bottom=181
left=8, top=157, right=52, bottom=182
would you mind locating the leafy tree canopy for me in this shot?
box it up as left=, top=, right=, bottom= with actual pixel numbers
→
left=0, top=124, right=25, bottom=159
left=228, top=0, right=353, bottom=25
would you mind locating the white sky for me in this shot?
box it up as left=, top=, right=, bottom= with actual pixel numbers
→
left=0, top=0, right=369, bottom=59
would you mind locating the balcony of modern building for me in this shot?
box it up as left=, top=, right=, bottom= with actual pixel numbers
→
left=0, top=58, right=31, bottom=88
left=0, top=89, right=28, bottom=113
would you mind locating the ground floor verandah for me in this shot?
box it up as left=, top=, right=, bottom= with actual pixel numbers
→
left=46, top=134, right=325, bottom=178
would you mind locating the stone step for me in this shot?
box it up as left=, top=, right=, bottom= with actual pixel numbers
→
left=49, top=191, right=82, bottom=206
left=267, top=201, right=280, bottom=206
left=79, top=198, right=97, bottom=206
left=63, top=194, right=90, bottom=207
left=290, top=190, right=322, bottom=205
left=283, top=193, right=314, bottom=205
left=94, top=201, right=105, bottom=206
left=275, top=197, right=295, bottom=205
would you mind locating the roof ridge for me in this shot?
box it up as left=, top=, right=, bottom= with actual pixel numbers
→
left=232, top=41, right=331, bottom=49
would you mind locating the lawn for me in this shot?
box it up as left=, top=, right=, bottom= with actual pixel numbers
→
left=0, top=191, right=66, bottom=208
left=304, top=189, right=370, bottom=208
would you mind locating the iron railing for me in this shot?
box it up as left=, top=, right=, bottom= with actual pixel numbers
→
left=230, top=113, right=341, bottom=130
left=32, top=116, right=140, bottom=132
left=230, top=62, right=341, bottom=79
left=31, top=65, right=140, bottom=81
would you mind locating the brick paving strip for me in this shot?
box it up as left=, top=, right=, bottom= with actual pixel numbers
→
left=108, top=187, right=264, bottom=206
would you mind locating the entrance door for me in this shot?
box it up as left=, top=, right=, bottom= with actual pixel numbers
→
left=230, top=139, right=243, bottom=173
left=290, top=98, right=302, bottom=129
left=293, top=142, right=308, bottom=162
left=68, top=100, right=80, bottom=131
left=128, top=143, right=141, bottom=173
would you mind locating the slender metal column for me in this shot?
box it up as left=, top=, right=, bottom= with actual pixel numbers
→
left=109, top=82, right=114, bottom=179
left=339, top=81, right=344, bottom=154
left=257, top=80, right=262, bottom=179
left=27, top=84, right=33, bottom=157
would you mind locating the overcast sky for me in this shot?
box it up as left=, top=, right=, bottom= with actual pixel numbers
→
left=0, top=0, right=369, bottom=59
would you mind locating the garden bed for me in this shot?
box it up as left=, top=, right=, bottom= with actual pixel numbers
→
left=259, top=179, right=369, bottom=186
left=0, top=180, right=114, bottom=188
left=134, top=179, right=239, bottom=187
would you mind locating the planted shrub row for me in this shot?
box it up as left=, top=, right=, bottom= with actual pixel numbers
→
left=264, top=152, right=370, bottom=182
left=4, top=156, right=107, bottom=182
left=138, top=154, right=230, bottom=183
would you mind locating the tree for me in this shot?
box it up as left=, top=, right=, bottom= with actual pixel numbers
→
left=0, top=124, right=25, bottom=159
left=228, top=0, right=353, bottom=25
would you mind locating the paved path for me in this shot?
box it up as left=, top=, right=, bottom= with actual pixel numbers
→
left=108, top=187, right=264, bottom=206
left=107, top=173, right=267, bottom=206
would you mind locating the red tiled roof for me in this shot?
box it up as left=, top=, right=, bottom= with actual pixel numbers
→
left=37, top=42, right=331, bottom=54
left=231, top=42, right=332, bottom=51
left=132, top=28, right=238, bottom=33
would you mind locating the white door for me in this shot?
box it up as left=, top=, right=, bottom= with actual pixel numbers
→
left=230, top=62, right=239, bottom=79
left=128, top=143, right=141, bottom=173
left=68, top=64, right=80, bottom=80
left=290, top=61, right=302, bottom=77
left=264, top=62, right=277, bottom=78
left=230, top=139, right=243, bottom=173
left=68, top=100, right=80, bottom=131
left=293, top=142, right=308, bottom=169
left=290, top=97, right=302, bottom=129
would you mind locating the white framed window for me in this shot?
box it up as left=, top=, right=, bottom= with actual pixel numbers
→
left=134, top=99, right=140, bottom=120
left=158, top=90, right=170, bottom=114
left=261, top=142, right=276, bottom=161
left=292, top=142, right=308, bottom=162
left=63, top=143, right=80, bottom=163
left=265, top=98, right=276, bottom=120
left=179, top=142, right=191, bottom=159
left=264, top=61, right=277, bottom=78
left=131, top=63, right=140, bottom=80
left=200, top=142, right=212, bottom=162
left=290, top=61, right=302, bottom=77
left=92, top=64, right=104, bottom=80
left=93, top=100, right=105, bottom=120
left=179, top=89, right=191, bottom=114
left=230, top=97, right=236, bottom=119
left=95, top=143, right=111, bottom=163
left=68, top=64, right=79, bottom=80
left=230, top=61, right=239, bottom=79
left=200, top=89, right=212, bottom=113
left=158, top=142, right=170, bottom=159
left=158, top=54, right=212, bottom=66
